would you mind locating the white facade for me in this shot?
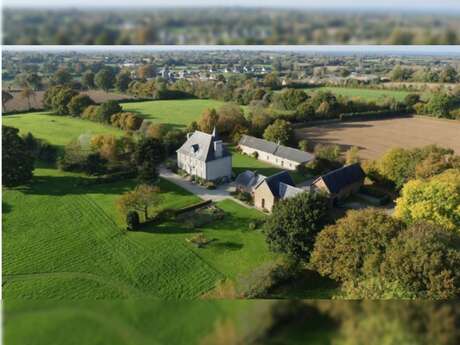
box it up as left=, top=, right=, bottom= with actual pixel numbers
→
left=176, top=130, right=232, bottom=182
left=239, top=145, right=300, bottom=170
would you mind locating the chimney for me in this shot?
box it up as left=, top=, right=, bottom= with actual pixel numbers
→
left=187, top=132, right=192, bottom=140
left=214, top=140, right=223, bottom=158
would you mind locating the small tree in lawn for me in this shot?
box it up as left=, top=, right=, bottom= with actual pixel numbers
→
left=126, top=211, right=140, bottom=230
left=263, top=191, right=329, bottom=261
left=117, top=184, right=162, bottom=221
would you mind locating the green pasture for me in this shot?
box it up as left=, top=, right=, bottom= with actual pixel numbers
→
left=122, top=99, right=226, bottom=129
left=3, top=167, right=275, bottom=300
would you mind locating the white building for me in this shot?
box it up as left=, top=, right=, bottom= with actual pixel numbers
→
left=239, top=135, right=315, bottom=171
left=177, top=128, right=232, bottom=182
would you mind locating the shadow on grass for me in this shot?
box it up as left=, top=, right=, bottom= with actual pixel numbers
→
left=2, top=202, right=12, bottom=214
left=211, top=241, right=244, bottom=251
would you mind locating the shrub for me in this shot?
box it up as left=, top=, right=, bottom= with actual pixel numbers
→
left=81, top=105, right=100, bottom=121
left=126, top=211, right=140, bottom=230
left=97, top=100, right=122, bottom=123
left=236, top=257, right=300, bottom=298
left=85, top=153, right=108, bottom=176
left=111, top=112, right=143, bottom=131
left=68, top=94, right=94, bottom=116
left=187, top=233, right=211, bottom=248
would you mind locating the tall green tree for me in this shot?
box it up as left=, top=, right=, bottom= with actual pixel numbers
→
left=2, top=126, right=35, bottom=187
left=263, top=119, right=294, bottom=145
left=95, top=68, right=115, bottom=92
left=264, top=192, right=328, bottom=260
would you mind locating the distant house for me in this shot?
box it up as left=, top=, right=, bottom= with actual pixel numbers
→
left=234, top=170, right=266, bottom=194
left=239, top=135, right=314, bottom=170
left=253, top=171, right=305, bottom=212
left=177, top=128, right=232, bottom=182
left=311, top=163, right=365, bottom=206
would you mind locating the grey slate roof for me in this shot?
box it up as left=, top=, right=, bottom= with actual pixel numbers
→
left=239, top=135, right=314, bottom=164
left=278, top=182, right=304, bottom=200
left=315, top=163, right=365, bottom=194
left=177, top=130, right=231, bottom=162
left=235, top=170, right=266, bottom=190
left=256, top=171, right=295, bottom=199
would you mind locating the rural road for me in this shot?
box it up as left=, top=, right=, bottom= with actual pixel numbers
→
left=159, top=167, right=255, bottom=209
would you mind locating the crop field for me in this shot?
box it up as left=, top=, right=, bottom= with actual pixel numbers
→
left=122, top=99, right=226, bottom=129
left=2, top=113, right=124, bottom=148
left=3, top=168, right=276, bottom=300
left=306, top=87, right=411, bottom=102
left=295, top=116, right=460, bottom=160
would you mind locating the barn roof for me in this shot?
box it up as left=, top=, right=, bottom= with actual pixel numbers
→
left=316, top=163, right=365, bottom=194
left=239, top=135, right=314, bottom=164
left=235, top=170, right=266, bottom=190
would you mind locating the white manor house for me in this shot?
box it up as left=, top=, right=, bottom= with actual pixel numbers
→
left=176, top=128, right=232, bottom=182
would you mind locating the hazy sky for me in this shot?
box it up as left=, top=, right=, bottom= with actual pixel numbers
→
left=5, top=45, right=460, bottom=57
left=4, top=0, right=460, bottom=11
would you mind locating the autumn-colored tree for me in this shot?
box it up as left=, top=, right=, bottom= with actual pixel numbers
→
left=116, top=184, right=162, bottom=221
left=198, top=108, right=219, bottom=133
left=395, top=169, right=460, bottom=232
left=345, top=146, right=360, bottom=165
left=263, top=119, right=293, bottom=145
left=91, top=134, right=119, bottom=162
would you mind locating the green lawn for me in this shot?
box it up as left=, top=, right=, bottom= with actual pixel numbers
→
left=231, top=148, right=310, bottom=184
left=306, top=87, right=411, bottom=102
left=4, top=299, right=264, bottom=345
left=2, top=112, right=124, bottom=148
left=4, top=300, right=335, bottom=345
left=3, top=167, right=277, bottom=299
left=122, top=99, right=226, bottom=129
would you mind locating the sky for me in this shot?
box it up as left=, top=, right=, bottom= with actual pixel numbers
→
left=4, top=0, right=460, bottom=11
left=4, top=45, right=460, bottom=57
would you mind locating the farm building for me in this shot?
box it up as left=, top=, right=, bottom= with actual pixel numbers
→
left=238, top=135, right=314, bottom=170
left=253, top=171, right=305, bottom=212
left=177, top=128, right=232, bottom=182
left=234, top=170, right=266, bottom=194
left=311, top=163, right=365, bottom=206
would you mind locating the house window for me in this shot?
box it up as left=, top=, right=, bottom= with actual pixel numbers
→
left=281, top=161, right=284, bottom=167
left=261, top=198, right=265, bottom=209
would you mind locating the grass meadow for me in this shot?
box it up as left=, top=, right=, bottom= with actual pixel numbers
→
left=305, top=86, right=411, bottom=102
left=122, top=99, right=226, bottom=129
left=2, top=113, right=124, bottom=148
left=3, top=167, right=276, bottom=300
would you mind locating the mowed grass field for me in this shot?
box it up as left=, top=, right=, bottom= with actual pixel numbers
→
left=122, top=99, right=226, bottom=129
left=305, top=87, right=411, bottom=102
left=295, top=116, right=460, bottom=160
left=3, top=167, right=276, bottom=299
left=4, top=300, right=270, bottom=345
left=2, top=113, right=124, bottom=148
left=4, top=300, right=334, bottom=345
